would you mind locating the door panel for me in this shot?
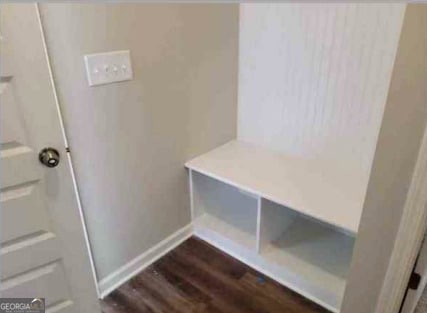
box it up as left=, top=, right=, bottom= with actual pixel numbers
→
left=1, top=184, right=49, bottom=243
left=0, top=82, right=25, bottom=145
left=1, top=145, right=42, bottom=189
left=1, top=233, right=61, bottom=280
left=0, top=4, right=100, bottom=312
left=1, top=263, right=70, bottom=307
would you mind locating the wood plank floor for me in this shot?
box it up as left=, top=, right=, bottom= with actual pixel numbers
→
left=101, top=237, right=330, bottom=313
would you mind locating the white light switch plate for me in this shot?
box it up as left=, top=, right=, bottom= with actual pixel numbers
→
left=84, top=50, right=133, bottom=86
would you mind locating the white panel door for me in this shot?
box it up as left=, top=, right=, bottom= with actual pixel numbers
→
left=0, top=4, right=100, bottom=313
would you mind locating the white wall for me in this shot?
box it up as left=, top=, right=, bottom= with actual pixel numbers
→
left=39, top=4, right=238, bottom=281
left=238, top=4, right=405, bottom=192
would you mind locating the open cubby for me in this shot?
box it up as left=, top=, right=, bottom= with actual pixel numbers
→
left=259, top=199, right=354, bottom=309
left=191, top=171, right=259, bottom=251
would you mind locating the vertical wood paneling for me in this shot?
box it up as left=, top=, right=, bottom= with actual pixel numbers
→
left=238, top=4, right=405, bottom=185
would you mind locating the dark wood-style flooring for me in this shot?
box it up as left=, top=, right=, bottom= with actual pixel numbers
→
left=101, top=237, right=330, bottom=313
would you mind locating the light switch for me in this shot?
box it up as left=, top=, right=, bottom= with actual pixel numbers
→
left=84, top=50, right=133, bottom=86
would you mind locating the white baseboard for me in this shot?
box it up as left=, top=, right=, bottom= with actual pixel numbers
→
left=98, top=223, right=193, bottom=298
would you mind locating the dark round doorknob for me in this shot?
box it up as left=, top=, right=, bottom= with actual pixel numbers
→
left=39, top=147, right=60, bottom=168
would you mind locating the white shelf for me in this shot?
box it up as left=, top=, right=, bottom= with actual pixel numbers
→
left=186, top=140, right=366, bottom=234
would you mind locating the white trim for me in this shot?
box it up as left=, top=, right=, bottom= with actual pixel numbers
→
left=98, top=224, right=193, bottom=299
left=189, top=169, right=195, bottom=221
left=255, top=196, right=262, bottom=253
left=35, top=3, right=100, bottom=297
left=375, top=124, right=427, bottom=313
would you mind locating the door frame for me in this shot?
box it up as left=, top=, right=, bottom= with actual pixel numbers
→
left=35, top=3, right=100, bottom=298
left=375, top=123, right=427, bottom=313
left=400, top=232, right=427, bottom=313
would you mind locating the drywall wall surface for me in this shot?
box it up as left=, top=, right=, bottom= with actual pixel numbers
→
left=238, top=4, right=405, bottom=189
left=39, top=4, right=238, bottom=280
left=341, top=4, right=427, bottom=313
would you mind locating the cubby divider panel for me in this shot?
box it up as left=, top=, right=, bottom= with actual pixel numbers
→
left=257, top=198, right=298, bottom=252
